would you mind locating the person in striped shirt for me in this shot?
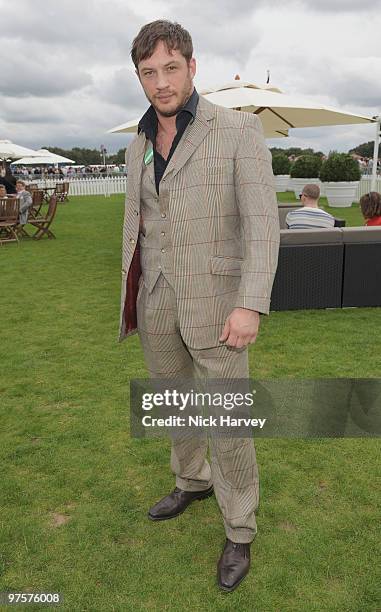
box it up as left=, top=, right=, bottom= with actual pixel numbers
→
left=286, top=183, right=335, bottom=229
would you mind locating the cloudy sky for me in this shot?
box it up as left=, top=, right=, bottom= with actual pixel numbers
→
left=1, top=0, right=381, bottom=155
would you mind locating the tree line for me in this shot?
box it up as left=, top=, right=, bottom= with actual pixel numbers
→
left=348, top=142, right=381, bottom=158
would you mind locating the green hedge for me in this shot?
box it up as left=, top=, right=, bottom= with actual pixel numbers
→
left=290, top=155, right=322, bottom=178
left=319, top=152, right=361, bottom=182
left=272, top=153, right=291, bottom=175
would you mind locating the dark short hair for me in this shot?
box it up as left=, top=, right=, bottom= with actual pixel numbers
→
left=131, top=20, right=193, bottom=70
left=359, top=191, right=381, bottom=219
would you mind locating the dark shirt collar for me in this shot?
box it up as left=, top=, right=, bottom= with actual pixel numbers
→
left=138, top=87, right=199, bottom=141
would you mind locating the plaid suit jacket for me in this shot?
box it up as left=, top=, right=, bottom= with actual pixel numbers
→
left=118, top=95, right=280, bottom=348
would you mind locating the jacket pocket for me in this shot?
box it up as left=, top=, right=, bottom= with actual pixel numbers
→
left=210, top=256, right=243, bottom=276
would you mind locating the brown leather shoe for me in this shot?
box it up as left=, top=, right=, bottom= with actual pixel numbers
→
left=217, top=538, right=251, bottom=592
left=148, top=486, right=214, bottom=521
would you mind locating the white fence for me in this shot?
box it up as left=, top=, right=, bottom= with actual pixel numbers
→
left=356, top=176, right=381, bottom=198
left=28, top=176, right=127, bottom=197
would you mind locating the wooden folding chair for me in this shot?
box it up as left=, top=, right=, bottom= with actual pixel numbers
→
left=15, top=189, right=45, bottom=238
left=0, top=197, right=19, bottom=245
left=54, top=181, right=70, bottom=203
left=29, top=189, right=45, bottom=219
left=26, top=183, right=39, bottom=193
left=28, top=195, right=58, bottom=240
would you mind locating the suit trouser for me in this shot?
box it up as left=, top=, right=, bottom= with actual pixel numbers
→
left=136, top=273, right=259, bottom=544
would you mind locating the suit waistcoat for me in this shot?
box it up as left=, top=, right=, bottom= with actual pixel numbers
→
left=139, top=140, right=174, bottom=292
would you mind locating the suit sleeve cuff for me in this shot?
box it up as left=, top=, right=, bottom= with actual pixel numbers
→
left=234, top=296, right=271, bottom=315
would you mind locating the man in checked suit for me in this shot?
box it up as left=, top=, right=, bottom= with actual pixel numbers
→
left=119, top=20, right=279, bottom=592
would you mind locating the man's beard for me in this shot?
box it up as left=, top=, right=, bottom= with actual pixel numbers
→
left=148, top=75, right=193, bottom=118
left=156, top=105, right=182, bottom=118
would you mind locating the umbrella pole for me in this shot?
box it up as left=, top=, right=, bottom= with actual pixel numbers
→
left=371, top=116, right=380, bottom=192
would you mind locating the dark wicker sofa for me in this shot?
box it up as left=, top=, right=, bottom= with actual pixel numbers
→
left=341, top=227, right=381, bottom=308
left=270, top=226, right=381, bottom=311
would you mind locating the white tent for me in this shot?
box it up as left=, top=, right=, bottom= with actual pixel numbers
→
left=0, top=140, right=40, bottom=161
left=200, top=81, right=375, bottom=135
left=12, top=149, right=74, bottom=165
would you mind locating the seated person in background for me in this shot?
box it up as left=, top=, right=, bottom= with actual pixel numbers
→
left=359, top=191, right=381, bottom=226
left=286, top=184, right=335, bottom=229
left=0, top=169, right=16, bottom=193
left=16, top=180, right=33, bottom=225
left=0, top=184, right=7, bottom=198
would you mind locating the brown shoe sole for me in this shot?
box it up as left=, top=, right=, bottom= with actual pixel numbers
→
left=148, top=487, right=214, bottom=521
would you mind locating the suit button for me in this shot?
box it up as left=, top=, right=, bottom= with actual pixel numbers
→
left=161, top=248, right=165, bottom=253
left=134, top=210, right=139, bottom=216
left=161, top=231, right=165, bottom=236
left=129, top=238, right=135, bottom=244
left=161, top=213, right=166, bottom=218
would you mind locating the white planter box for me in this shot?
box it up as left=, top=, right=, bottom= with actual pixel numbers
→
left=274, top=174, right=290, bottom=192
left=323, top=181, right=359, bottom=207
left=291, top=178, right=321, bottom=198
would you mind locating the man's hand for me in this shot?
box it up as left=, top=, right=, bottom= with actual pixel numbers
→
left=219, top=308, right=260, bottom=349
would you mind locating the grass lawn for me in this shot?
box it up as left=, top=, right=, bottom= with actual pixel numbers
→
left=0, top=194, right=380, bottom=611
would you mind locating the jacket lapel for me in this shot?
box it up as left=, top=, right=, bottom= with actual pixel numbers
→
left=162, top=96, right=216, bottom=182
